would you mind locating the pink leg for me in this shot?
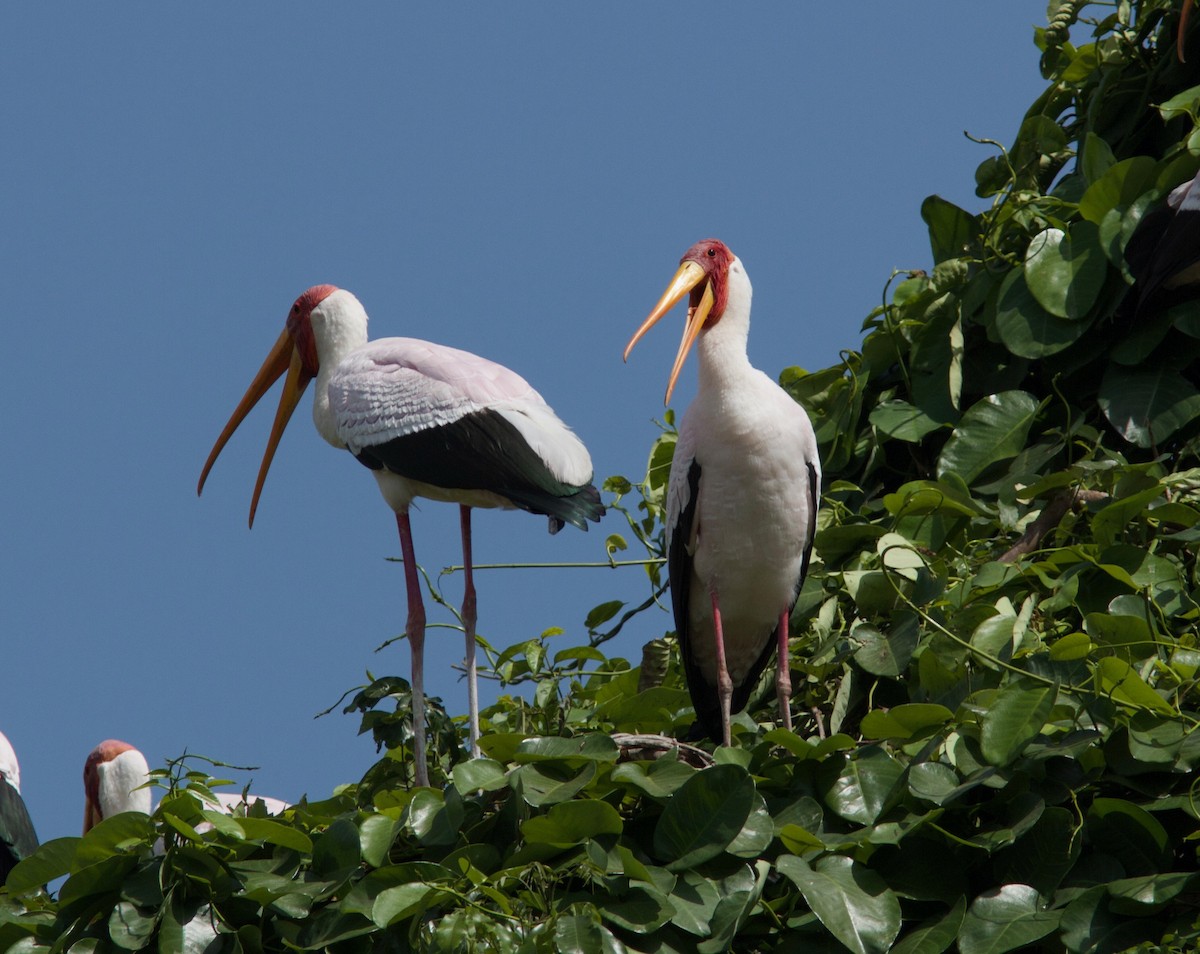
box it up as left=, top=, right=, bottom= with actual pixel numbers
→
left=711, top=589, right=733, bottom=747
left=396, top=511, right=429, bottom=788
left=460, top=505, right=480, bottom=758
left=776, top=608, right=794, bottom=731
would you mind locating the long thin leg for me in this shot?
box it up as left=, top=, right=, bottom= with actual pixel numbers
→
left=711, top=588, right=733, bottom=747
left=460, top=505, right=480, bottom=758
left=776, top=608, right=794, bottom=731
left=396, top=511, right=429, bottom=788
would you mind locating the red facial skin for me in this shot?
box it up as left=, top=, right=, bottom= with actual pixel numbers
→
left=681, top=239, right=733, bottom=326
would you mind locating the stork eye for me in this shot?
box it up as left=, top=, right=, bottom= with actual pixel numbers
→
left=706, top=247, right=716, bottom=257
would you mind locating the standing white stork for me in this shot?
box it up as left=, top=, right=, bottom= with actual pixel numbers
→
left=83, top=740, right=290, bottom=832
left=198, top=285, right=604, bottom=787
left=0, top=731, right=38, bottom=884
left=624, top=239, right=820, bottom=745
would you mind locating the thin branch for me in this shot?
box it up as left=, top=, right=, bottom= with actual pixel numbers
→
left=997, top=487, right=1109, bottom=563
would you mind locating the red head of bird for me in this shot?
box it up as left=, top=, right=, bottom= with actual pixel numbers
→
left=197, top=284, right=368, bottom=526
left=624, top=239, right=738, bottom=404
left=83, top=739, right=152, bottom=833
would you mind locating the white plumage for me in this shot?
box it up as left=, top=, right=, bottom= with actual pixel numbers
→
left=626, top=240, right=820, bottom=745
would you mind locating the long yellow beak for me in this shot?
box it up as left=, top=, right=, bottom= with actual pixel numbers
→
left=197, top=328, right=312, bottom=527
left=623, top=260, right=714, bottom=405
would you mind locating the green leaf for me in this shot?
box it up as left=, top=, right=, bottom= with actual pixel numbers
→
left=452, top=757, right=509, bottom=793
left=726, top=794, right=773, bottom=858
left=108, top=902, right=155, bottom=951
left=820, top=746, right=904, bottom=825
left=891, top=897, right=966, bottom=954
left=1078, top=156, right=1157, bottom=224
left=512, top=761, right=597, bottom=807
left=611, top=756, right=696, bottom=798
left=921, top=195, right=977, bottom=264
left=852, top=620, right=918, bottom=678
left=959, top=884, right=1060, bottom=954
left=1098, top=364, right=1200, bottom=448
left=980, top=678, right=1056, bottom=766
left=994, top=269, right=1089, bottom=358
left=860, top=704, right=953, bottom=740
left=522, top=799, right=623, bottom=847
left=1081, top=132, right=1116, bottom=185
left=1024, top=222, right=1107, bottom=319
left=1157, top=83, right=1200, bottom=122
left=1088, top=798, right=1170, bottom=875
left=937, top=391, right=1041, bottom=485
left=4, top=837, right=80, bottom=894
left=1095, top=657, right=1175, bottom=715
left=777, top=854, right=902, bottom=954
left=513, top=734, right=619, bottom=763
left=653, top=764, right=756, bottom=870
left=237, top=817, right=313, bottom=852
left=869, top=399, right=945, bottom=442
left=599, top=887, right=676, bottom=933
left=312, top=817, right=362, bottom=880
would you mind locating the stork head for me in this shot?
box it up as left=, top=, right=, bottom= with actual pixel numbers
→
left=196, top=284, right=343, bottom=527
left=84, top=739, right=152, bottom=833
left=623, top=239, right=736, bottom=404
left=0, top=731, right=21, bottom=794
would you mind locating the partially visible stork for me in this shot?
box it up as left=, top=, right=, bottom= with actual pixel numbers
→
left=624, top=239, right=820, bottom=745
left=1120, top=168, right=1200, bottom=322
left=198, top=286, right=603, bottom=786
left=82, top=740, right=289, bottom=833
left=0, top=731, right=38, bottom=884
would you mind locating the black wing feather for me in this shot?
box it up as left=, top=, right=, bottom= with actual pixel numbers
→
left=351, top=408, right=603, bottom=532
left=0, top=783, right=38, bottom=886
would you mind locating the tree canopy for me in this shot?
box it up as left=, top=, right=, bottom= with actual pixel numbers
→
left=5, top=2, right=1200, bottom=951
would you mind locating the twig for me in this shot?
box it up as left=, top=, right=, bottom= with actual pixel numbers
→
left=997, top=487, right=1109, bottom=563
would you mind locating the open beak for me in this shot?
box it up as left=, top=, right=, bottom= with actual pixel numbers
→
left=623, top=260, right=714, bottom=405
left=197, top=328, right=313, bottom=527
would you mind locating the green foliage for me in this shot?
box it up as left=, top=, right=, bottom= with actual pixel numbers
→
left=6, top=2, right=1200, bottom=951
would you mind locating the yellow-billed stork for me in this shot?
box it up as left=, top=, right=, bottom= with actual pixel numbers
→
left=198, top=286, right=604, bottom=786
left=82, top=740, right=290, bottom=832
left=0, top=731, right=38, bottom=884
left=624, top=240, right=820, bottom=745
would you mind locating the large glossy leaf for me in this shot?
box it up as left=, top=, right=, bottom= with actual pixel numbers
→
left=937, top=391, right=1041, bottom=484
left=777, top=855, right=902, bottom=954
left=522, top=799, right=623, bottom=847
left=1087, top=798, right=1170, bottom=875
left=958, top=884, right=1060, bottom=954
left=980, top=678, right=1056, bottom=766
left=653, top=764, right=755, bottom=870
left=514, top=734, right=619, bottom=763
left=1078, top=156, right=1157, bottom=224
left=994, top=269, right=1088, bottom=358
left=1098, top=364, right=1200, bottom=448
left=4, top=837, right=80, bottom=894
left=819, top=746, right=904, bottom=825
left=1024, top=222, right=1107, bottom=319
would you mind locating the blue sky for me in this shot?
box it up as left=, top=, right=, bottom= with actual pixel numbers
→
left=1, top=5, right=1051, bottom=844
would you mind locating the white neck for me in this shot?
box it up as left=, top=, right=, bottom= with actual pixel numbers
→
left=697, top=255, right=754, bottom=392
left=98, top=749, right=152, bottom=817
left=310, top=289, right=370, bottom=447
